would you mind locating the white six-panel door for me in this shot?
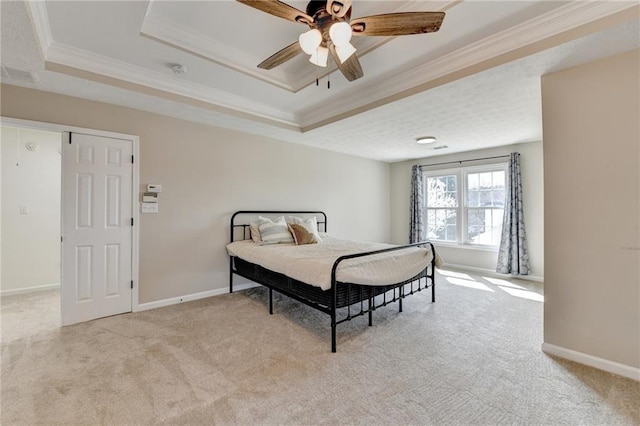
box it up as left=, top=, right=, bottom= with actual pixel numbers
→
left=61, top=132, right=133, bottom=325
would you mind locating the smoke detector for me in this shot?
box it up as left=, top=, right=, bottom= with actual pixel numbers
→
left=26, top=142, right=40, bottom=151
left=171, top=64, right=187, bottom=75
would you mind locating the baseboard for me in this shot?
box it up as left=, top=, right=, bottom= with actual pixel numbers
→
left=542, top=342, right=640, bottom=381
left=0, top=282, right=60, bottom=296
left=442, top=263, right=544, bottom=283
left=134, top=282, right=260, bottom=312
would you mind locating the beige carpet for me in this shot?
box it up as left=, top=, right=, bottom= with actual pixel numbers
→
left=1, top=270, right=639, bottom=425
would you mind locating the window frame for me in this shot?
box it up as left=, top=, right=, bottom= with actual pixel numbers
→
left=423, top=162, right=508, bottom=249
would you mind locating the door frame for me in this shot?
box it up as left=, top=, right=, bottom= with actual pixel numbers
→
left=0, top=116, right=140, bottom=315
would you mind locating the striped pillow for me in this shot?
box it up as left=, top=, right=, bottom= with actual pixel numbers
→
left=257, top=216, right=294, bottom=244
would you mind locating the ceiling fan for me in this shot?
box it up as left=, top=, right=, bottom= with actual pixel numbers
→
left=236, top=0, right=445, bottom=82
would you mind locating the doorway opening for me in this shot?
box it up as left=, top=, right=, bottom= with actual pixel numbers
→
left=1, top=118, right=139, bottom=328
left=1, top=125, right=62, bottom=296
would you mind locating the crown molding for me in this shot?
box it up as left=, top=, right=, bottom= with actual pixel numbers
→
left=44, top=42, right=298, bottom=129
left=140, top=10, right=385, bottom=93
left=24, top=0, right=53, bottom=58
left=140, top=15, right=297, bottom=92
left=298, top=0, right=639, bottom=129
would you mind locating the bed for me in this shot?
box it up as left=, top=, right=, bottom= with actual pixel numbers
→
left=227, top=210, right=440, bottom=352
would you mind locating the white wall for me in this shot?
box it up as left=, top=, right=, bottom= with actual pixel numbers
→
left=390, top=141, right=544, bottom=278
left=1, top=126, right=61, bottom=293
left=542, top=48, right=639, bottom=372
left=0, top=84, right=390, bottom=304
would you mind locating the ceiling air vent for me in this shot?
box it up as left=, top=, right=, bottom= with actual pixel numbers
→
left=433, top=145, right=449, bottom=150
left=1, top=67, right=39, bottom=85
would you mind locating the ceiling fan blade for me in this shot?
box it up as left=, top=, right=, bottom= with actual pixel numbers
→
left=236, top=0, right=314, bottom=25
left=326, top=0, right=352, bottom=18
left=258, top=41, right=303, bottom=70
left=350, top=12, right=445, bottom=36
left=329, top=44, right=363, bottom=82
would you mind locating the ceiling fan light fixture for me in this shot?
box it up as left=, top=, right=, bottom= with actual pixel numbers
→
left=416, top=136, right=437, bottom=144
left=299, top=29, right=322, bottom=54
left=329, top=21, right=352, bottom=46
left=335, top=42, right=357, bottom=63
left=309, top=46, right=329, bottom=67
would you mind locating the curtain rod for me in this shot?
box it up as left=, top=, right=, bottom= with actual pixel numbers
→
left=419, top=154, right=510, bottom=169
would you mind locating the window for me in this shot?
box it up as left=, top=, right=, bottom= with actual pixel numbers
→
left=425, top=164, right=507, bottom=247
left=425, top=175, right=458, bottom=242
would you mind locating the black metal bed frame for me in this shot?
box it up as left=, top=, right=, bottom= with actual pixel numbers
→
left=229, top=210, right=436, bottom=352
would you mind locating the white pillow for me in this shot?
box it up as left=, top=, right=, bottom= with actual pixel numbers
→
left=258, top=216, right=294, bottom=244
left=288, top=216, right=322, bottom=242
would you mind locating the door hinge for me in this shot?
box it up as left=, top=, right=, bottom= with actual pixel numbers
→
left=131, top=280, right=134, bottom=289
left=69, top=132, right=72, bottom=144
left=61, top=236, right=63, bottom=243
left=131, top=155, right=134, bottom=164
left=131, top=218, right=134, bottom=226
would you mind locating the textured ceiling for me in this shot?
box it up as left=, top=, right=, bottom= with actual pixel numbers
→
left=1, top=1, right=639, bottom=162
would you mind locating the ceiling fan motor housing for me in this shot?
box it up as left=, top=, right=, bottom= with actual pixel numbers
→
left=306, top=1, right=328, bottom=17
left=306, top=0, right=351, bottom=45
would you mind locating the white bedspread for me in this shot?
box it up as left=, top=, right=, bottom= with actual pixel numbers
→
left=226, top=235, right=441, bottom=291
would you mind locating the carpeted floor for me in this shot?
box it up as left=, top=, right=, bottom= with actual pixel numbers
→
left=1, top=269, right=639, bottom=425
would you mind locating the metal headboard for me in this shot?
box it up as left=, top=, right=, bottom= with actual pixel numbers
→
left=230, top=210, right=327, bottom=243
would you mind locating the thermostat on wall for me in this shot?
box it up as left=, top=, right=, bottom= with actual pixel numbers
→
left=147, top=184, right=162, bottom=193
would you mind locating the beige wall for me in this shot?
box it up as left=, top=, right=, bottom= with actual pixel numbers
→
left=542, top=49, right=639, bottom=369
left=0, top=84, right=390, bottom=304
left=390, top=141, right=544, bottom=278
left=1, top=126, right=61, bottom=292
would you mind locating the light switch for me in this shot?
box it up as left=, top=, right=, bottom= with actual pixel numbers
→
left=19, top=205, right=29, bottom=214
left=141, top=203, right=158, bottom=214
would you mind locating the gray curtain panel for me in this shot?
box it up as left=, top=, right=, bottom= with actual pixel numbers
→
left=409, top=164, right=425, bottom=243
left=497, top=153, right=530, bottom=275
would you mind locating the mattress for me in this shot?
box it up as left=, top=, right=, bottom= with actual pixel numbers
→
left=227, top=234, right=441, bottom=291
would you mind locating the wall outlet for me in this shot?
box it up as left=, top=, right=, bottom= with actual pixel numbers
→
left=141, top=203, right=158, bottom=214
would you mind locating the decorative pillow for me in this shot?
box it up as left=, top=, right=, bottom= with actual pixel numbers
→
left=288, top=224, right=318, bottom=245
left=288, top=216, right=322, bottom=242
left=257, top=216, right=294, bottom=244
left=249, top=223, right=261, bottom=243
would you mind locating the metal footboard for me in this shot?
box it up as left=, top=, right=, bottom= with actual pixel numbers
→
left=329, top=242, right=436, bottom=352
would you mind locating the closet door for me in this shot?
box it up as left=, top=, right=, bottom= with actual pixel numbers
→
left=61, top=132, right=133, bottom=325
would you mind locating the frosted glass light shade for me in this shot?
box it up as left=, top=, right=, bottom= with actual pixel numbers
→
left=329, top=22, right=352, bottom=46
left=299, top=29, right=322, bottom=54
left=335, top=43, right=356, bottom=63
left=416, top=136, right=437, bottom=144
left=309, top=46, right=329, bottom=67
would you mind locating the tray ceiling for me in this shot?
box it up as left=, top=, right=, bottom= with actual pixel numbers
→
left=1, top=1, right=639, bottom=162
